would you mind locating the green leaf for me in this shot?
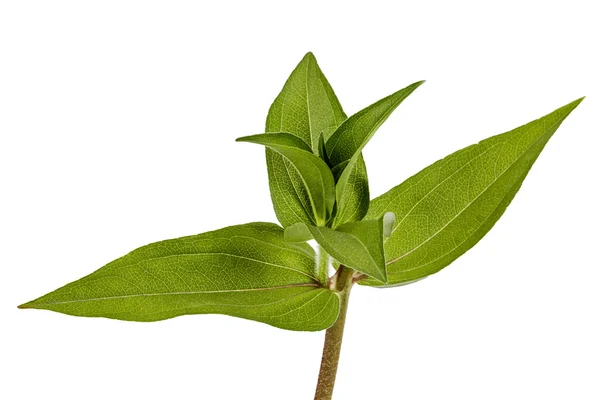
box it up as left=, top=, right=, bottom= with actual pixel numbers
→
left=284, top=222, right=313, bottom=243
left=265, top=52, right=347, bottom=228
left=266, top=52, right=347, bottom=152
left=317, top=132, right=331, bottom=165
left=19, top=223, right=340, bottom=332
left=331, top=153, right=369, bottom=227
left=238, top=134, right=336, bottom=226
left=326, top=80, right=425, bottom=168
left=240, top=132, right=312, bottom=152
left=361, top=98, right=583, bottom=287
left=307, top=218, right=387, bottom=282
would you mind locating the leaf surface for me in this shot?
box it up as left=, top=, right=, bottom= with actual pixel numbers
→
left=308, top=218, right=387, bottom=282
left=241, top=132, right=312, bottom=152
left=284, top=222, right=313, bottom=243
left=20, top=223, right=340, bottom=331
left=238, top=134, right=336, bottom=226
left=265, top=52, right=346, bottom=227
left=331, top=153, right=369, bottom=227
left=361, top=98, right=583, bottom=286
left=326, top=80, right=424, bottom=168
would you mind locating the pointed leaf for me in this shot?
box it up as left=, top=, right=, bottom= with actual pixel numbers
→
left=308, top=218, right=387, bottom=282
left=331, top=153, right=369, bottom=227
left=238, top=134, right=336, bottom=226
left=317, top=132, right=331, bottom=166
left=19, top=223, right=340, bottom=331
left=326, top=80, right=424, bottom=168
left=266, top=151, right=314, bottom=227
left=266, top=52, right=347, bottom=152
left=265, top=53, right=347, bottom=228
left=240, top=132, right=312, bottom=152
left=361, top=98, right=583, bottom=287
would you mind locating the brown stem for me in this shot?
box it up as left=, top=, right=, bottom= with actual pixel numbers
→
left=314, top=265, right=354, bottom=400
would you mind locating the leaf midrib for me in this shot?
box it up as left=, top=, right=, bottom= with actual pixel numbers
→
left=34, top=282, right=322, bottom=306
left=388, top=141, right=503, bottom=238
left=389, top=168, right=530, bottom=277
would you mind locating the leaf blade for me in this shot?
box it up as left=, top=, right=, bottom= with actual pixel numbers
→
left=308, top=218, right=387, bottom=282
left=331, top=153, right=370, bottom=227
left=326, top=80, right=424, bottom=168
left=361, top=98, right=583, bottom=286
left=265, top=53, right=347, bottom=228
left=20, top=223, right=340, bottom=331
left=266, top=52, right=347, bottom=152
left=238, top=134, right=336, bottom=226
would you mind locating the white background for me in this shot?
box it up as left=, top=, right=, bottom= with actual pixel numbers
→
left=1, top=1, right=599, bottom=399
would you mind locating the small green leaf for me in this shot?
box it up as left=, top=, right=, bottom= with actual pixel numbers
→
left=265, top=52, right=347, bottom=228
left=308, top=218, right=387, bottom=282
left=318, top=132, right=331, bottom=166
left=284, top=222, right=313, bottom=243
left=331, top=160, right=350, bottom=181
left=361, top=98, right=583, bottom=287
left=239, top=132, right=312, bottom=152
left=238, top=134, right=336, bottom=226
left=331, top=153, right=369, bottom=227
left=19, top=223, right=340, bottom=332
left=326, top=80, right=424, bottom=168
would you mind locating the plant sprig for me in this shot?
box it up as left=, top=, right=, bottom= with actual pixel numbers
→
left=19, top=52, right=583, bottom=400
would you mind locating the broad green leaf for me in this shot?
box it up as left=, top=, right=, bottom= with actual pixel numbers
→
left=326, top=80, right=425, bottom=168
left=284, top=222, right=313, bottom=243
left=265, top=52, right=347, bottom=228
left=331, top=153, right=369, bottom=227
left=307, top=218, right=387, bottom=282
left=238, top=134, right=336, bottom=226
left=19, top=223, right=340, bottom=332
left=361, top=98, right=583, bottom=287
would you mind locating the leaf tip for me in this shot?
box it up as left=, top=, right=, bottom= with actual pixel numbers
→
left=570, top=96, right=585, bottom=108
left=18, top=302, right=32, bottom=309
left=401, top=80, right=426, bottom=96
left=554, top=96, right=585, bottom=120
left=304, top=51, right=316, bottom=60
left=235, top=135, right=256, bottom=144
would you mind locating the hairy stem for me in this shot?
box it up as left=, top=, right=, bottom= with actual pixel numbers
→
left=314, top=265, right=354, bottom=400
left=316, top=244, right=330, bottom=287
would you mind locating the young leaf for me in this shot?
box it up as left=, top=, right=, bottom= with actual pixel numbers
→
left=267, top=52, right=347, bottom=152
left=240, top=132, right=312, bottom=152
left=317, top=132, right=331, bottom=165
left=265, top=52, right=347, bottom=228
left=238, top=134, right=336, bottom=226
left=361, top=98, right=583, bottom=287
left=307, top=218, right=387, bottom=282
left=19, top=223, right=340, bottom=332
left=331, top=153, right=369, bottom=227
left=326, top=80, right=425, bottom=168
